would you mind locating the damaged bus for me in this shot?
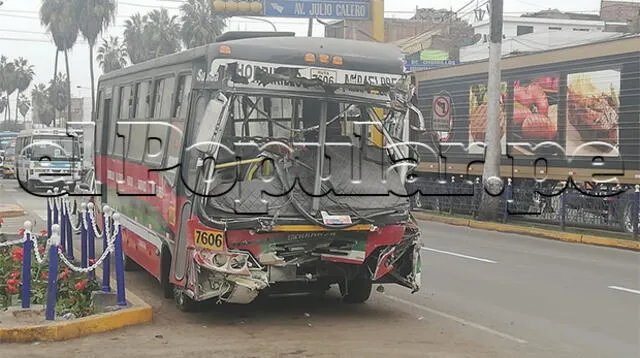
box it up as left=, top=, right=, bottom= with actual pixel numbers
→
left=93, top=32, right=425, bottom=311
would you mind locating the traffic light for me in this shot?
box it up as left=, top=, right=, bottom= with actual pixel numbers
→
left=211, top=0, right=265, bottom=15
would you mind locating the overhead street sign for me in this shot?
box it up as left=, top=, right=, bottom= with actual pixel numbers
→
left=403, top=59, right=461, bottom=72
left=264, top=0, right=371, bottom=19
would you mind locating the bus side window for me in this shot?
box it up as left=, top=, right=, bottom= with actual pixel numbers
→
left=173, top=74, right=192, bottom=120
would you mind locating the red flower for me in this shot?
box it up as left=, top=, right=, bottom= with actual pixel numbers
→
left=59, top=268, right=70, bottom=281
left=6, top=279, right=19, bottom=286
left=88, top=259, right=96, bottom=265
left=40, top=230, right=48, bottom=237
left=18, top=228, right=25, bottom=236
left=9, top=271, right=20, bottom=280
left=74, top=280, right=88, bottom=290
left=0, top=218, right=4, bottom=225
left=41, top=271, right=48, bottom=280
left=38, top=247, right=46, bottom=254
left=6, top=285, right=18, bottom=294
left=11, top=248, right=24, bottom=262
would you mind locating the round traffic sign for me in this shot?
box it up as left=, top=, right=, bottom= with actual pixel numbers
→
left=433, top=96, right=450, bottom=118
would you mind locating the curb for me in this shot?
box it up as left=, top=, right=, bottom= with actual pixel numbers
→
left=0, top=248, right=153, bottom=342
left=413, top=212, right=640, bottom=251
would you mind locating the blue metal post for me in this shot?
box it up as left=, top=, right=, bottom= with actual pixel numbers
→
left=113, top=214, right=127, bottom=306
left=21, top=222, right=33, bottom=309
left=66, top=199, right=74, bottom=261
left=102, top=206, right=112, bottom=292
left=87, top=204, right=96, bottom=281
left=53, top=197, right=59, bottom=226
left=80, top=204, right=87, bottom=269
left=45, top=225, right=61, bottom=321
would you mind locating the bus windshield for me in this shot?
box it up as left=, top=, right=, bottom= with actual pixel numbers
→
left=30, top=136, right=80, bottom=161
left=191, top=92, right=414, bottom=225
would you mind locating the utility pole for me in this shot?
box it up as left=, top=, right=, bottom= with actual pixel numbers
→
left=371, top=0, right=385, bottom=147
left=477, top=0, right=504, bottom=221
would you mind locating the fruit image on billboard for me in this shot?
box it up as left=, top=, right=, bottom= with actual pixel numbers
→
left=509, top=75, right=559, bottom=155
left=468, top=82, right=507, bottom=154
left=566, top=69, right=620, bottom=157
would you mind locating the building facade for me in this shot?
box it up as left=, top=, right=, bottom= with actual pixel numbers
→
left=323, top=8, right=473, bottom=61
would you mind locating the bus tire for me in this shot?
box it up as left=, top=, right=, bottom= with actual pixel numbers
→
left=161, top=248, right=173, bottom=299
left=123, top=253, right=138, bottom=272
left=342, top=278, right=373, bottom=304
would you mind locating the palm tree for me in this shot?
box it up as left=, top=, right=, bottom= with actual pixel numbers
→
left=18, top=94, right=31, bottom=122
left=47, top=74, right=69, bottom=127
left=96, top=36, right=128, bottom=74
left=40, top=0, right=80, bottom=126
left=31, top=83, right=55, bottom=127
left=180, top=0, right=227, bottom=49
left=146, top=9, right=182, bottom=59
left=0, top=97, right=7, bottom=121
left=123, top=13, right=150, bottom=64
left=12, top=57, right=35, bottom=122
left=76, top=0, right=117, bottom=121
left=0, top=57, right=17, bottom=122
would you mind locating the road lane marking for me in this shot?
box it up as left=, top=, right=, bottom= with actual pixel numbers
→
left=608, top=286, right=640, bottom=295
left=422, top=247, right=497, bottom=264
left=382, top=294, right=528, bottom=344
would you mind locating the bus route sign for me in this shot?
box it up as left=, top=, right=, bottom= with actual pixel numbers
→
left=264, top=0, right=371, bottom=19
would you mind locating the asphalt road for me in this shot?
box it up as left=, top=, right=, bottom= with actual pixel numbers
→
left=1, top=178, right=639, bottom=358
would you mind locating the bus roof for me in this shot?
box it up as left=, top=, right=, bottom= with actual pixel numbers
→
left=99, top=34, right=405, bottom=82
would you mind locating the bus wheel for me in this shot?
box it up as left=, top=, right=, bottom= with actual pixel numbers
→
left=123, top=252, right=138, bottom=272
left=173, top=286, right=199, bottom=313
left=341, top=278, right=373, bottom=304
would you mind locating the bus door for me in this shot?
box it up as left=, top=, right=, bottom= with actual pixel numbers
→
left=170, top=90, right=230, bottom=286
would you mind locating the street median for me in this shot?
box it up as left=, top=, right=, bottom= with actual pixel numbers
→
left=413, top=211, right=639, bottom=251
left=0, top=273, right=153, bottom=343
left=0, top=204, right=26, bottom=219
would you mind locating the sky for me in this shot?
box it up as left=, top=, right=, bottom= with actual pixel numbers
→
left=0, top=0, right=607, bottom=114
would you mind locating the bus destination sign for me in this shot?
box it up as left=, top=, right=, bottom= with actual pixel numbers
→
left=210, top=59, right=400, bottom=88
left=264, top=0, right=371, bottom=20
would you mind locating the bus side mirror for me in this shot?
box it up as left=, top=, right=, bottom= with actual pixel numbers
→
left=409, top=105, right=426, bottom=132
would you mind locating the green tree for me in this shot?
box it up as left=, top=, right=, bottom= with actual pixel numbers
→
left=123, top=13, right=150, bottom=64
left=96, top=36, right=128, bottom=74
left=40, top=0, right=80, bottom=126
left=146, top=9, right=182, bottom=58
left=123, top=9, right=182, bottom=64
left=76, top=0, right=117, bottom=120
left=12, top=57, right=35, bottom=122
left=180, top=0, right=227, bottom=49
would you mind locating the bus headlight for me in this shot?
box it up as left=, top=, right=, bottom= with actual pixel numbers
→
left=212, top=253, right=228, bottom=267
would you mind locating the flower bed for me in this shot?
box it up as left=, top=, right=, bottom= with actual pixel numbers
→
left=0, top=232, right=100, bottom=319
